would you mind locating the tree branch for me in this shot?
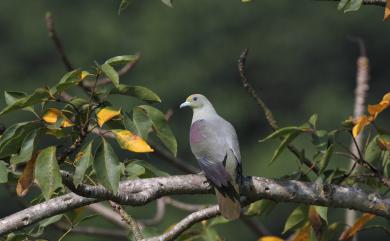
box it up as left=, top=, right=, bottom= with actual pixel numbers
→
left=45, top=12, right=73, bottom=71
left=2, top=174, right=390, bottom=235
left=238, top=48, right=319, bottom=174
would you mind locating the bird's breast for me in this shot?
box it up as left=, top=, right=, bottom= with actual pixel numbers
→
left=190, top=120, right=206, bottom=145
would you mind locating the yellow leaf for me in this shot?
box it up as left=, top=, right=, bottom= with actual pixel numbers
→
left=113, top=129, right=154, bottom=153
left=97, top=107, right=121, bottom=127
left=339, top=213, right=375, bottom=241
left=384, top=0, right=390, bottom=21
left=80, top=71, right=91, bottom=80
left=378, top=138, right=390, bottom=150
left=367, top=100, right=389, bottom=119
left=352, top=115, right=371, bottom=137
left=258, top=236, right=284, bottom=241
left=42, top=108, right=73, bottom=127
left=383, top=92, right=390, bottom=101
left=292, top=223, right=310, bottom=241
left=16, top=153, right=38, bottom=197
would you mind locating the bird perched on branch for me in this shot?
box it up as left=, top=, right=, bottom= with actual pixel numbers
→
left=180, top=94, right=242, bottom=220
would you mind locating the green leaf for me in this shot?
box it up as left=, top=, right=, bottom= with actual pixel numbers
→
left=314, top=206, right=328, bottom=224
left=34, top=146, right=63, bottom=200
left=0, top=122, right=38, bottom=159
left=137, top=105, right=177, bottom=156
left=52, top=69, right=81, bottom=94
left=308, top=114, right=318, bottom=129
left=343, top=0, right=363, bottom=12
left=312, top=130, right=329, bottom=151
left=260, top=126, right=308, bottom=142
left=4, top=91, right=35, bottom=113
left=125, top=162, right=146, bottom=178
left=365, top=136, right=382, bottom=165
left=105, top=55, right=139, bottom=66
left=319, top=144, right=334, bottom=175
left=110, top=84, right=161, bottom=103
left=270, top=132, right=300, bottom=164
left=208, top=216, right=230, bottom=227
left=122, top=112, right=138, bottom=134
left=161, top=0, right=173, bottom=7
left=101, top=63, right=119, bottom=87
left=337, top=0, right=349, bottom=10
left=0, top=161, right=8, bottom=183
left=130, top=159, right=168, bottom=177
left=73, top=140, right=94, bottom=187
left=245, top=199, right=277, bottom=216
left=283, top=205, right=308, bottom=233
left=133, top=107, right=152, bottom=139
left=202, top=227, right=221, bottom=241
left=39, top=214, right=63, bottom=228
left=0, top=88, right=50, bottom=116
left=118, top=0, right=130, bottom=14
left=10, top=130, right=38, bottom=165
left=94, top=138, right=121, bottom=193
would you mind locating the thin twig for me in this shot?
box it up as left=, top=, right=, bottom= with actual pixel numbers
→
left=109, top=201, right=143, bottom=241
left=237, top=48, right=319, bottom=174
left=322, top=0, right=386, bottom=7
left=45, top=12, right=73, bottom=71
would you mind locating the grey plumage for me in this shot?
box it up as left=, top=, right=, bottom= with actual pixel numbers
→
left=180, top=94, right=242, bottom=220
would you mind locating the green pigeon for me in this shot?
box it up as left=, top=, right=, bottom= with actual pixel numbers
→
left=180, top=94, right=242, bottom=220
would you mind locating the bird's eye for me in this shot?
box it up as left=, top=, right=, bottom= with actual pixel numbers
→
left=193, top=97, right=198, bottom=101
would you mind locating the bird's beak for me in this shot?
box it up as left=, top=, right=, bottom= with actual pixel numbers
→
left=180, top=101, right=191, bottom=109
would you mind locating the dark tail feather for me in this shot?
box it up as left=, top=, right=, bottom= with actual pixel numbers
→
left=215, top=188, right=241, bottom=220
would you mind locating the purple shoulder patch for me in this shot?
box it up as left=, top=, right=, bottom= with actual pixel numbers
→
left=190, top=120, right=206, bottom=144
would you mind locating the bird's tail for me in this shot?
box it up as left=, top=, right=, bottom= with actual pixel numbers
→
left=215, top=187, right=241, bottom=220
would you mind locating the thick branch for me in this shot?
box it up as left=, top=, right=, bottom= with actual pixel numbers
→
left=1, top=174, right=390, bottom=235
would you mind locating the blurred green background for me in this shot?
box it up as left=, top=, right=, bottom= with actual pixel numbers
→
left=0, top=0, right=389, bottom=240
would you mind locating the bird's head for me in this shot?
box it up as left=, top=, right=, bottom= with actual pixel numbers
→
left=180, top=94, right=210, bottom=110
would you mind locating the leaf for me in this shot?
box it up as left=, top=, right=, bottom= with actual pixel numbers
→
left=4, top=91, right=35, bottom=113
left=259, top=236, right=284, bottom=241
left=137, top=105, right=177, bottom=156
left=113, top=129, right=154, bottom=153
left=308, top=114, right=318, bottom=129
left=365, top=136, right=382, bottom=165
left=109, top=84, right=161, bottom=103
left=16, top=153, right=37, bottom=196
left=343, top=0, right=363, bottom=13
left=122, top=112, right=138, bottom=133
left=52, top=69, right=82, bottom=94
left=292, top=223, right=311, bottom=241
left=384, top=0, right=390, bottom=21
left=34, top=146, right=63, bottom=200
left=94, top=138, right=121, bottom=193
left=352, top=115, right=371, bottom=138
left=101, top=63, right=119, bottom=87
left=339, top=213, right=375, bottom=240
left=118, top=0, right=130, bottom=14
left=105, top=55, right=139, bottom=66
left=39, top=214, right=63, bottom=228
left=125, top=162, right=146, bottom=177
left=73, top=140, right=94, bottom=187
left=42, top=108, right=73, bottom=128
left=245, top=199, right=277, bottom=216
left=270, top=132, right=300, bottom=164
left=319, top=144, right=334, bottom=174
left=10, top=130, right=38, bottom=165
left=283, top=206, right=308, bottom=233
left=161, top=0, right=173, bottom=7
left=0, top=161, right=8, bottom=183
left=130, top=159, right=168, bottom=177
left=208, top=216, right=230, bottom=227
left=337, top=0, right=349, bottom=10
left=260, top=126, right=308, bottom=142
left=0, top=121, right=38, bottom=159
left=0, top=88, right=50, bottom=116
left=313, top=206, right=328, bottom=224
left=97, top=107, right=121, bottom=127
left=133, top=107, right=152, bottom=139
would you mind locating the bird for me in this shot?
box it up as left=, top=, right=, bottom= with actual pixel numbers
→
left=180, top=94, right=242, bottom=220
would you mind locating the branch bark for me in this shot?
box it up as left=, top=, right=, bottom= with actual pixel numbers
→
left=1, top=174, right=390, bottom=236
